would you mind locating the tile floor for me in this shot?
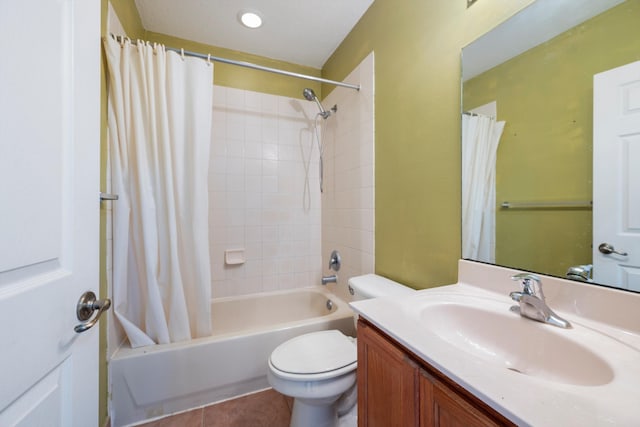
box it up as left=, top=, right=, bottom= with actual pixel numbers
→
left=137, top=389, right=293, bottom=427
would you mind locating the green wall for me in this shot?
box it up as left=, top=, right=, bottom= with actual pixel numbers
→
left=322, top=0, right=534, bottom=288
left=103, top=0, right=545, bottom=318
left=106, top=0, right=540, bottom=292
left=98, top=0, right=546, bottom=423
left=97, top=2, right=639, bottom=424
left=463, top=1, right=640, bottom=277
left=107, top=0, right=144, bottom=37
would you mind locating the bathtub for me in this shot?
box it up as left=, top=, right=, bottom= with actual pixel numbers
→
left=110, top=286, right=356, bottom=427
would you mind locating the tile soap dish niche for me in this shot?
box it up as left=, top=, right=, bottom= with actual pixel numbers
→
left=225, top=249, right=246, bottom=265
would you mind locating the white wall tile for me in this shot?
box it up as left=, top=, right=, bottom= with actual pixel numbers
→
left=262, top=176, right=278, bottom=193
left=226, top=87, right=245, bottom=109
left=278, top=97, right=301, bottom=118
left=210, top=143, right=226, bottom=161
left=208, top=56, right=373, bottom=298
left=226, top=191, right=245, bottom=210
left=226, top=209, right=245, bottom=227
left=261, top=94, right=278, bottom=115
left=228, top=159, right=246, bottom=176
left=321, top=53, right=375, bottom=291
left=245, top=175, right=262, bottom=193
left=226, top=226, right=245, bottom=245
left=262, top=125, right=278, bottom=144
left=226, top=174, right=245, bottom=192
left=209, top=86, right=322, bottom=297
left=245, top=112, right=262, bottom=128
left=244, top=192, right=262, bottom=209
left=244, top=241, right=262, bottom=260
left=227, top=121, right=245, bottom=141
left=211, top=120, right=226, bottom=144
left=212, top=86, right=227, bottom=107
left=262, top=144, right=278, bottom=160
left=245, top=90, right=262, bottom=112
left=245, top=226, right=262, bottom=243
left=245, top=209, right=262, bottom=226
left=244, top=158, right=262, bottom=175
left=262, top=275, right=279, bottom=292
left=245, top=124, right=261, bottom=143
left=226, top=141, right=244, bottom=158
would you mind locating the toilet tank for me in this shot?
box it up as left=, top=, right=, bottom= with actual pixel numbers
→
left=348, top=274, right=414, bottom=301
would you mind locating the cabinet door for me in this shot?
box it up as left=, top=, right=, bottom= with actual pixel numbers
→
left=357, top=319, right=418, bottom=427
left=419, top=369, right=504, bottom=427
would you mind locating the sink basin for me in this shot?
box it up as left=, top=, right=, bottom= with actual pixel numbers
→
left=419, top=297, right=614, bottom=386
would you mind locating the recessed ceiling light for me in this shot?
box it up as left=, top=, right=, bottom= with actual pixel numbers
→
left=239, top=11, right=262, bottom=29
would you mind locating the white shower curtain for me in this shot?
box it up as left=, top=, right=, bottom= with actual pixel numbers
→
left=461, top=113, right=505, bottom=263
left=105, top=36, right=213, bottom=347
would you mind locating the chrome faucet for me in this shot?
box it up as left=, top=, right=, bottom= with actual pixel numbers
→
left=321, top=250, right=341, bottom=285
left=321, top=274, right=338, bottom=285
left=509, top=273, right=571, bottom=329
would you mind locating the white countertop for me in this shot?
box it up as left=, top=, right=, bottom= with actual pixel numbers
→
left=350, top=261, right=640, bottom=426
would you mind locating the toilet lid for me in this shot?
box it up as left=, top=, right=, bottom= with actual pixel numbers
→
left=270, top=330, right=356, bottom=375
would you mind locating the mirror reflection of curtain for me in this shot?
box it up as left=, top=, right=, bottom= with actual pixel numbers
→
left=461, top=114, right=505, bottom=262
left=105, top=36, right=213, bottom=347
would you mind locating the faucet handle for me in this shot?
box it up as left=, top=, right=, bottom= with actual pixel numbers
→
left=328, top=250, right=341, bottom=272
left=511, top=273, right=543, bottom=298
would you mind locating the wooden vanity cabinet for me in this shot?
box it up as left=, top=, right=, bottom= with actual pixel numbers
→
left=357, top=319, right=514, bottom=427
left=356, top=318, right=418, bottom=426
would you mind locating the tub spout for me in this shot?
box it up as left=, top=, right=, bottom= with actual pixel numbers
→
left=321, top=274, right=337, bottom=285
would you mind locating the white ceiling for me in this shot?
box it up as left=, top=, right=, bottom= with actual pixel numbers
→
left=134, top=0, right=375, bottom=69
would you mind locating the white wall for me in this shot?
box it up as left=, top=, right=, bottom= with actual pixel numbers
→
left=321, top=53, right=376, bottom=301
left=208, top=53, right=375, bottom=300
left=208, top=87, right=323, bottom=297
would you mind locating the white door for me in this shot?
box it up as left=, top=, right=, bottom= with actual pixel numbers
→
left=593, top=60, right=640, bottom=291
left=0, top=0, right=100, bottom=426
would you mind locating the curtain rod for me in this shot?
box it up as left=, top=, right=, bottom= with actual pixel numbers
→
left=111, top=35, right=360, bottom=91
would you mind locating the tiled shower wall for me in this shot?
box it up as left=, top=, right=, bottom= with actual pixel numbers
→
left=321, top=53, right=375, bottom=302
left=209, top=87, right=323, bottom=297
left=209, top=53, right=375, bottom=299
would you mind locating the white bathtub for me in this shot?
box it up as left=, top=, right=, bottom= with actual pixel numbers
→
left=110, top=286, right=355, bottom=427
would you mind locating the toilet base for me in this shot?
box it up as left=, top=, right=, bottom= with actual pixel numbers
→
left=290, top=397, right=339, bottom=427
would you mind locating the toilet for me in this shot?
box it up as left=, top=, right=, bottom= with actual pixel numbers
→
left=267, top=274, right=414, bottom=427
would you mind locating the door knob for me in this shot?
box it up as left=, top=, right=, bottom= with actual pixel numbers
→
left=598, top=243, right=628, bottom=257
left=74, top=291, right=111, bottom=333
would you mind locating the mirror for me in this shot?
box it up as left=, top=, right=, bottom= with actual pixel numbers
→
left=461, top=0, right=639, bottom=290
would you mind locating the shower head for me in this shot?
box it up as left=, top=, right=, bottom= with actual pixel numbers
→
left=302, top=88, right=331, bottom=119
left=303, top=87, right=317, bottom=102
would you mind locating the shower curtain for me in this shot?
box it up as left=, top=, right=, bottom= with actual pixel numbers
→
left=461, top=113, right=505, bottom=263
left=105, top=36, right=213, bottom=347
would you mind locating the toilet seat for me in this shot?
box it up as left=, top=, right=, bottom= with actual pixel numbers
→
left=269, top=330, right=357, bottom=381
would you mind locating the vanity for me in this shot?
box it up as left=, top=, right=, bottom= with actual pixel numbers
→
left=353, top=2, right=640, bottom=424
left=351, top=260, right=640, bottom=426
left=357, top=318, right=513, bottom=426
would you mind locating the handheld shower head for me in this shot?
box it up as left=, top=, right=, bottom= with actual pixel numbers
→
left=302, top=87, right=317, bottom=102
left=302, top=88, right=330, bottom=119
